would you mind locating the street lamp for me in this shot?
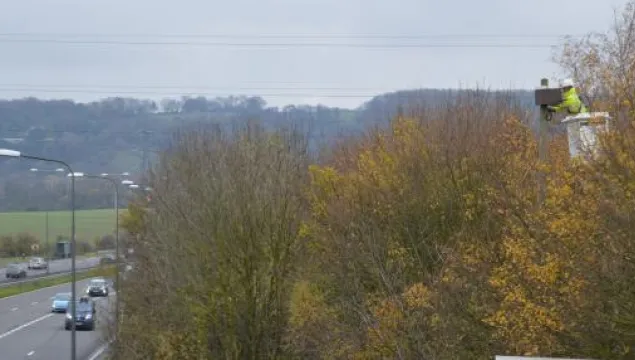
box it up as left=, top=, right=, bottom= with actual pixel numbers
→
left=30, top=167, right=65, bottom=172
left=29, top=167, right=67, bottom=274
left=0, top=149, right=78, bottom=360
left=71, top=172, right=128, bottom=336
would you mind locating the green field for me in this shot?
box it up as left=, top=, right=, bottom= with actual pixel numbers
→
left=0, top=209, right=127, bottom=243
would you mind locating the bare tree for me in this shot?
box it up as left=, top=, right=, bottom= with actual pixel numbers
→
left=113, top=121, right=310, bottom=359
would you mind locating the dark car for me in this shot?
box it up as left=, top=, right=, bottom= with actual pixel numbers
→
left=64, top=297, right=96, bottom=330
left=6, top=263, right=27, bottom=278
left=86, top=278, right=109, bottom=297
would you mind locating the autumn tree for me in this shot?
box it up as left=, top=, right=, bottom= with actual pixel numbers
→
left=288, top=91, right=541, bottom=359
left=114, top=122, right=310, bottom=359
left=290, top=88, right=635, bottom=359
left=550, top=2, right=635, bottom=356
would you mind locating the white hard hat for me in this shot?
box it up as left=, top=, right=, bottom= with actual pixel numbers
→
left=560, top=78, right=575, bottom=87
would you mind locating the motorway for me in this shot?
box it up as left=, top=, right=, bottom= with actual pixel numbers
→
left=0, top=279, right=113, bottom=360
left=0, top=257, right=101, bottom=284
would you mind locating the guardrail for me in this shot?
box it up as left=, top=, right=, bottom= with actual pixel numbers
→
left=0, top=265, right=99, bottom=288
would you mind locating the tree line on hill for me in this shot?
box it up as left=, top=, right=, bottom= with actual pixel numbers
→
left=112, top=3, right=635, bottom=358
left=0, top=85, right=534, bottom=211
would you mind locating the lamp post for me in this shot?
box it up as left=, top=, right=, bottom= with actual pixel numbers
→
left=0, top=149, right=77, bottom=360
left=29, top=167, right=65, bottom=274
left=71, top=172, right=129, bottom=336
left=29, top=167, right=65, bottom=173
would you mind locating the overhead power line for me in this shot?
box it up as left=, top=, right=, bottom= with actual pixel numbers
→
left=0, top=32, right=581, bottom=39
left=0, top=33, right=570, bottom=48
left=0, top=84, right=390, bottom=91
left=0, top=38, right=555, bottom=48
left=0, top=87, right=378, bottom=97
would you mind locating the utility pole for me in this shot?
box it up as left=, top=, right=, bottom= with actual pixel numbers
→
left=537, top=78, right=550, bottom=206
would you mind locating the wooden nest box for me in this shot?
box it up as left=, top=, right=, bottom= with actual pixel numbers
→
left=534, top=87, right=563, bottom=106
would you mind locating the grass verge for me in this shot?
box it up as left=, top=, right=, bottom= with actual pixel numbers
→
left=0, top=265, right=116, bottom=299
left=0, top=252, right=98, bottom=268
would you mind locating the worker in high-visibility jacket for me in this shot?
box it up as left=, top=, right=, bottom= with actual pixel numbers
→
left=547, top=78, right=588, bottom=114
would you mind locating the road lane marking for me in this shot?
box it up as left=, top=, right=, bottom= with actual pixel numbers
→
left=27, top=350, right=34, bottom=356
left=87, top=342, right=111, bottom=360
left=31, top=301, right=38, bottom=305
left=0, top=313, right=54, bottom=340
left=10, top=307, right=17, bottom=311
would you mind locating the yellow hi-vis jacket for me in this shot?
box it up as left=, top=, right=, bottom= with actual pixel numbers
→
left=550, top=87, right=588, bottom=114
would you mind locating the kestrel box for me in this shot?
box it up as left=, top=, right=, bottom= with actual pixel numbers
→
left=535, top=88, right=563, bottom=106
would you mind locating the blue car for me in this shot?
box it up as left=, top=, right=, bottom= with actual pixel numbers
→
left=51, top=292, right=72, bottom=313
left=65, top=297, right=96, bottom=331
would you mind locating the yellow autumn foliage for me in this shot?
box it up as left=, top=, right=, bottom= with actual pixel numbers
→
left=299, top=99, right=635, bottom=359
left=153, top=330, right=207, bottom=360
left=402, top=282, right=433, bottom=310
left=288, top=280, right=334, bottom=329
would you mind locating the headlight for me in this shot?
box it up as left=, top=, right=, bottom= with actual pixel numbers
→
left=85, top=314, right=92, bottom=319
left=65, top=313, right=72, bottom=319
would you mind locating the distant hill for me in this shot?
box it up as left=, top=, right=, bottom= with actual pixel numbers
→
left=0, top=88, right=536, bottom=211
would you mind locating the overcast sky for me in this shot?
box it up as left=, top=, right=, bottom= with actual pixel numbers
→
left=0, top=0, right=629, bottom=109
